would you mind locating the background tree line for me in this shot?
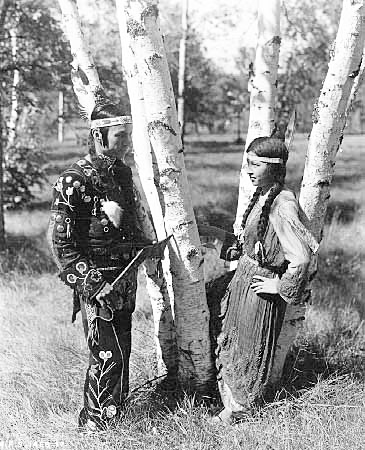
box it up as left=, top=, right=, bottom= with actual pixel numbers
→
left=0, top=0, right=349, bottom=212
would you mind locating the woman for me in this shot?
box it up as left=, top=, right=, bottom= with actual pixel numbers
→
left=211, top=136, right=318, bottom=423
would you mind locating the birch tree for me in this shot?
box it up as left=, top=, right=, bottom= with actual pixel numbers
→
left=7, top=23, right=20, bottom=150
left=118, top=0, right=213, bottom=388
left=0, top=0, right=11, bottom=250
left=58, top=0, right=101, bottom=94
left=234, top=0, right=281, bottom=236
left=300, top=0, right=365, bottom=240
left=272, top=0, right=365, bottom=384
left=177, top=0, right=188, bottom=138
left=58, top=90, right=64, bottom=143
left=115, top=0, right=177, bottom=376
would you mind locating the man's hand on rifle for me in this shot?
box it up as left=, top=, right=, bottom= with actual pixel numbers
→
left=95, top=283, right=116, bottom=310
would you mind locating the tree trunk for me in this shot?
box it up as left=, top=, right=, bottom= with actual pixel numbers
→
left=299, top=0, right=365, bottom=241
left=115, top=0, right=177, bottom=376
left=58, top=0, right=101, bottom=92
left=0, top=101, right=5, bottom=251
left=0, top=0, right=11, bottom=251
left=7, top=24, right=19, bottom=150
left=272, top=0, right=365, bottom=385
left=177, top=0, right=188, bottom=139
left=58, top=90, right=64, bottom=143
left=119, top=0, right=213, bottom=389
left=234, top=0, right=281, bottom=237
left=347, top=46, right=365, bottom=127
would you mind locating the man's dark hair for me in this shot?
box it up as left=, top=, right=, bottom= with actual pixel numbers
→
left=90, top=101, right=129, bottom=148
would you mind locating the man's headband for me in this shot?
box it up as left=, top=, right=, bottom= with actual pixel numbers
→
left=90, top=116, right=132, bottom=130
left=247, top=152, right=284, bottom=164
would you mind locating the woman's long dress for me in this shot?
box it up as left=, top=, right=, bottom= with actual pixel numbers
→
left=215, top=189, right=318, bottom=411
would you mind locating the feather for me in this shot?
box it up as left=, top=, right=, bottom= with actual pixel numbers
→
left=71, top=68, right=95, bottom=121
left=285, top=110, right=297, bottom=151
left=101, top=200, right=123, bottom=228
left=70, top=58, right=98, bottom=121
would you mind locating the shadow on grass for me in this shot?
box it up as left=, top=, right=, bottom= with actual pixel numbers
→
left=280, top=330, right=365, bottom=399
left=0, top=234, right=56, bottom=275
left=279, top=246, right=365, bottom=398
left=195, top=197, right=237, bottom=233
left=325, top=199, right=360, bottom=224
left=126, top=372, right=220, bottom=420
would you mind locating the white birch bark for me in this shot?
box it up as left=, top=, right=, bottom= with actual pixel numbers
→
left=299, top=0, right=365, bottom=241
left=7, top=26, right=19, bottom=150
left=58, top=0, right=101, bottom=95
left=58, top=90, right=64, bottom=143
left=177, top=0, right=188, bottom=137
left=0, top=0, right=10, bottom=250
left=118, top=0, right=213, bottom=388
left=234, top=0, right=281, bottom=237
left=115, top=0, right=177, bottom=376
left=272, top=0, right=365, bottom=385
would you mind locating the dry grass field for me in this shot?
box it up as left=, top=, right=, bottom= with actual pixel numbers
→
left=0, top=131, right=364, bottom=449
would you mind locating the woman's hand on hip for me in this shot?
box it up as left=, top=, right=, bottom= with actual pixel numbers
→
left=251, top=275, right=280, bottom=295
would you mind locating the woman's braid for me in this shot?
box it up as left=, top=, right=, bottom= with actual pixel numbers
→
left=241, top=187, right=262, bottom=229
left=256, top=182, right=283, bottom=265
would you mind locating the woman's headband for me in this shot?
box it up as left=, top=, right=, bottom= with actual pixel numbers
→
left=90, top=116, right=132, bottom=130
left=247, top=152, right=284, bottom=164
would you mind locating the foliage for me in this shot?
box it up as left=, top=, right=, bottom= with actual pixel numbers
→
left=74, top=0, right=245, bottom=132
left=275, top=0, right=343, bottom=130
left=0, top=0, right=70, bottom=109
left=4, top=133, right=46, bottom=209
left=0, top=0, right=70, bottom=208
left=236, top=0, right=343, bottom=132
left=165, top=25, right=246, bottom=132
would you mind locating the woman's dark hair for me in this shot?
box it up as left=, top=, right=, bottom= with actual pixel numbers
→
left=242, top=136, right=289, bottom=265
left=89, top=101, right=129, bottom=148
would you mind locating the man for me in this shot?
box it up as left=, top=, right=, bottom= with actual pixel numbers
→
left=48, top=98, right=152, bottom=431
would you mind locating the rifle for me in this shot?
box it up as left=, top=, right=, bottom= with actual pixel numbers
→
left=94, top=235, right=172, bottom=320
left=111, top=235, right=172, bottom=288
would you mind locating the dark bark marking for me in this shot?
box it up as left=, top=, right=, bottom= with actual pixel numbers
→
left=187, top=248, right=199, bottom=260
left=141, top=4, right=159, bottom=21
left=160, top=168, right=182, bottom=177
left=127, top=19, right=145, bottom=38
left=312, top=101, right=319, bottom=124
left=148, top=52, right=162, bottom=66
left=147, top=120, right=177, bottom=136
left=271, top=35, right=281, bottom=45
left=174, top=220, right=193, bottom=231
left=338, top=134, right=344, bottom=147
left=317, top=180, right=330, bottom=188
left=349, top=59, right=362, bottom=78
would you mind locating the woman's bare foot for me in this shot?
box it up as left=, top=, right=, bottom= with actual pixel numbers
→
left=218, top=407, right=233, bottom=424
left=208, top=407, right=233, bottom=425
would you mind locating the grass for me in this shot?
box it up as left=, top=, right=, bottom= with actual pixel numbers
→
left=0, top=131, right=364, bottom=449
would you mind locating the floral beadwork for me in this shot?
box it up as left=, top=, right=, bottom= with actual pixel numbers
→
left=61, top=259, right=104, bottom=299
left=86, top=352, right=118, bottom=428
left=99, top=350, right=113, bottom=360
